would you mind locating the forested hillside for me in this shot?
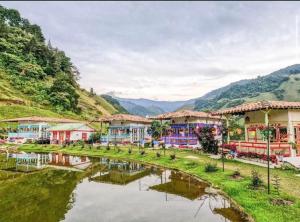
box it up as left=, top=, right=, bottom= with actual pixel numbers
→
left=0, top=5, right=125, bottom=121
left=194, top=64, right=300, bottom=111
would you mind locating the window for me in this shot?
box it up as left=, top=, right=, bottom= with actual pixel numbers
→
left=279, top=128, right=288, bottom=142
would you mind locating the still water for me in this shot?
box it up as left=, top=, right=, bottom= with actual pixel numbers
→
left=0, top=152, right=246, bottom=222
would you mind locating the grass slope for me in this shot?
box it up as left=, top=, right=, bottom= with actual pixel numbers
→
left=0, top=68, right=119, bottom=122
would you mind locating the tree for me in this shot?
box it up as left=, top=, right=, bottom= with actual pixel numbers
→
left=148, top=120, right=169, bottom=140
left=49, top=73, right=80, bottom=112
left=89, top=87, right=95, bottom=96
left=194, top=126, right=219, bottom=154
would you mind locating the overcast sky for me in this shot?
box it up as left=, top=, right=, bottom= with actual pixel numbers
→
left=2, top=1, right=300, bottom=101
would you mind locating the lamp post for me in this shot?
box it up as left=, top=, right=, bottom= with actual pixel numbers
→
left=263, top=110, right=271, bottom=195
left=267, top=122, right=270, bottom=194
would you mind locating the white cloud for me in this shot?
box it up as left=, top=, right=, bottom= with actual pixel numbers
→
left=1, top=1, right=300, bottom=100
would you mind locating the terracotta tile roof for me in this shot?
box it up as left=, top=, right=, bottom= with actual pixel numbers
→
left=212, top=101, right=300, bottom=115
left=98, top=114, right=151, bottom=124
left=0, top=116, right=83, bottom=123
left=151, top=110, right=222, bottom=120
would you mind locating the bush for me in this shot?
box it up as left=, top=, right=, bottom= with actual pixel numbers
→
left=232, top=168, right=241, bottom=178
left=221, top=144, right=237, bottom=152
left=156, top=152, right=161, bottom=158
left=251, top=170, right=263, bottom=189
left=170, top=154, right=176, bottom=160
left=144, top=142, right=151, bottom=148
left=204, top=162, right=218, bottom=172
left=106, top=146, right=110, bottom=151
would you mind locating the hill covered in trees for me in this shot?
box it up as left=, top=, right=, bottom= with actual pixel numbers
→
left=0, top=5, right=126, bottom=121
left=193, top=64, right=300, bottom=111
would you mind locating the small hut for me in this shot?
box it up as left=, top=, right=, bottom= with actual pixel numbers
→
left=98, top=114, right=151, bottom=145
left=151, top=110, right=223, bottom=148
left=48, top=123, right=95, bottom=144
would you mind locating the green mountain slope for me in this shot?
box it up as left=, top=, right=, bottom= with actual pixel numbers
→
left=0, top=5, right=125, bottom=121
left=194, top=64, right=300, bottom=111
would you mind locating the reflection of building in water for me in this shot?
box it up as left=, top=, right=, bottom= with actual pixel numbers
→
left=150, top=171, right=208, bottom=200
left=6, top=153, right=50, bottom=170
left=213, top=207, right=245, bottom=222
left=49, top=153, right=91, bottom=170
left=90, top=160, right=150, bottom=185
left=6, top=153, right=91, bottom=171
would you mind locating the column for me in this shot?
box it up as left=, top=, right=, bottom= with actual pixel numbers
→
left=288, top=110, right=295, bottom=157
left=130, top=126, right=133, bottom=143
left=288, top=110, right=295, bottom=143
left=225, top=115, right=230, bottom=144
left=244, top=125, right=248, bottom=141
left=38, top=124, right=42, bottom=138
left=137, top=127, right=140, bottom=142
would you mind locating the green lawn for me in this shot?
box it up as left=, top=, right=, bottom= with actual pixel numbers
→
left=16, top=144, right=300, bottom=222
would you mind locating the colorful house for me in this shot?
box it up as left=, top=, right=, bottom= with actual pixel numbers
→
left=99, top=114, right=151, bottom=145
left=48, top=123, right=95, bottom=144
left=152, top=110, right=223, bottom=148
left=1, top=116, right=81, bottom=143
left=212, top=101, right=300, bottom=157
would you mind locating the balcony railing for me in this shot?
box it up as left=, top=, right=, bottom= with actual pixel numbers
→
left=8, top=132, right=39, bottom=139
left=229, top=140, right=292, bottom=157
left=100, top=134, right=131, bottom=142
left=161, top=136, right=198, bottom=145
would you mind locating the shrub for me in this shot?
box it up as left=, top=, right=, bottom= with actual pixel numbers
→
left=156, top=152, right=161, bottom=158
left=251, top=170, right=263, bottom=189
left=106, top=146, right=110, bottom=151
left=221, top=144, right=237, bottom=152
left=232, top=168, right=241, bottom=178
left=204, top=162, right=218, bottom=172
left=170, top=154, right=176, bottom=160
left=272, top=174, right=281, bottom=195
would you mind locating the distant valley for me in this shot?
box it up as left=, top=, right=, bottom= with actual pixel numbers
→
left=109, top=64, right=300, bottom=116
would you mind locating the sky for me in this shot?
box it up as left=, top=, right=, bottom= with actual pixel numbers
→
left=1, top=1, right=300, bottom=101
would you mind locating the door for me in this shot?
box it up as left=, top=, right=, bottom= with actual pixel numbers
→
left=59, top=131, right=64, bottom=142
left=65, top=131, right=71, bottom=142
left=82, top=132, right=87, bottom=141
left=53, top=131, right=57, bottom=140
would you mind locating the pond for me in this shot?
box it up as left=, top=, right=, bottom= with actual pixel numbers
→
left=0, top=152, right=247, bottom=222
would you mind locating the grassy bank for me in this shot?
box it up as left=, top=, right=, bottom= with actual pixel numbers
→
left=18, top=144, right=300, bottom=222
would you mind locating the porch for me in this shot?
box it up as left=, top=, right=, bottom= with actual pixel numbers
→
left=228, top=140, right=294, bottom=157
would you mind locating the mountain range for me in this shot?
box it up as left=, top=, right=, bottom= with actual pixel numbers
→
left=111, top=64, right=300, bottom=116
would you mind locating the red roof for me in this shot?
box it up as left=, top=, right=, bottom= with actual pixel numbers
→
left=0, top=116, right=83, bottom=123
left=212, top=101, right=300, bottom=115
left=98, top=114, right=151, bottom=124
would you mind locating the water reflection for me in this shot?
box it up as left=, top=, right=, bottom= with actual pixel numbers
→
left=0, top=152, right=247, bottom=222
